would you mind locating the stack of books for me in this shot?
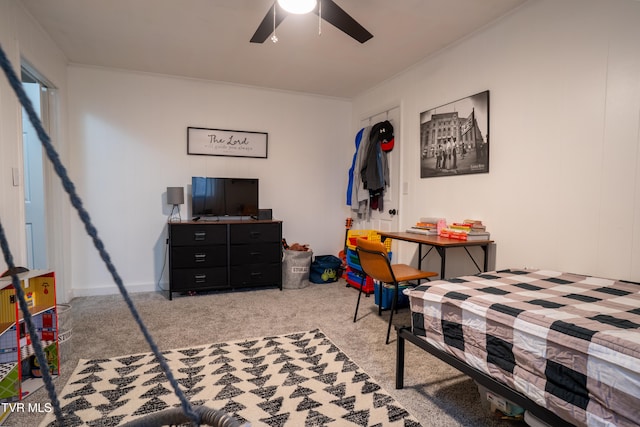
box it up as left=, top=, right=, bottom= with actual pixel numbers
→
left=406, top=217, right=443, bottom=235
left=439, top=219, right=490, bottom=241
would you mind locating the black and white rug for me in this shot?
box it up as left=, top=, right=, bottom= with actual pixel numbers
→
left=41, top=329, right=421, bottom=426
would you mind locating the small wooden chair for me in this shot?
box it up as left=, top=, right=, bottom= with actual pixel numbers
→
left=354, top=237, right=437, bottom=344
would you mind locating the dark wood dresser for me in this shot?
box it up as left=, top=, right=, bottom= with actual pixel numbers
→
left=167, top=220, right=282, bottom=299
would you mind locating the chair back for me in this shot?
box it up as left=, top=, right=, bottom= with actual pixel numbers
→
left=355, top=238, right=396, bottom=284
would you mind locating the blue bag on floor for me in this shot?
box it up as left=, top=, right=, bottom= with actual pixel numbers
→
left=309, top=255, right=342, bottom=283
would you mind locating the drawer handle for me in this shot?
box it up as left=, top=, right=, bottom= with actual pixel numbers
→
left=249, top=231, right=261, bottom=239
left=194, top=232, right=206, bottom=241
left=194, top=274, right=206, bottom=283
left=250, top=272, right=263, bottom=278
left=250, top=252, right=261, bottom=257
left=194, top=253, right=207, bottom=262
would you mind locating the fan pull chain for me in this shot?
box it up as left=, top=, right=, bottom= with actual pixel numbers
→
left=318, top=0, right=322, bottom=36
left=271, top=4, right=278, bottom=43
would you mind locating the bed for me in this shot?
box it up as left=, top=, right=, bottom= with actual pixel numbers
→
left=395, top=268, right=640, bottom=427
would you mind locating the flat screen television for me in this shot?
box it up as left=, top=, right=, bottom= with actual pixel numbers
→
left=191, top=177, right=259, bottom=218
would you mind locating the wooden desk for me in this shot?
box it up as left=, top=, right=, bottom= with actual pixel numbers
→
left=377, top=231, right=494, bottom=279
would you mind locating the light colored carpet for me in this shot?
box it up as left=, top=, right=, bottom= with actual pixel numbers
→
left=8, top=279, right=515, bottom=426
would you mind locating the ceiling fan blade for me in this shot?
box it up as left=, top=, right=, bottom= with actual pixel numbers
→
left=250, top=3, right=288, bottom=43
left=315, top=0, right=373, bottom=43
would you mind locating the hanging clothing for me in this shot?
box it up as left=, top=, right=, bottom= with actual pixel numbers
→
left=346, top=127, right=365, bottom=206
left=348, top=127, right=371, bottom=219
left=347, top=120, right=392, bottom=218
left=361, top=121, right=389, bottom=194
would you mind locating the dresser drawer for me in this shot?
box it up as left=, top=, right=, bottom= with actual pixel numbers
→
left=171, top=267, right=228, bottom=291
left=229, top=223, right=281, bottom=244
left=229, top=243, right=281, bottom=265
left=171, top=246, right=227, bottom=268
left=170, top=224, right=227, bottom=246
left=230, top=263, right=281, bottom=287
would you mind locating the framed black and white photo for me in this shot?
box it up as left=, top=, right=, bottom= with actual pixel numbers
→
left=187, top=127, right=268, bottom=158
left=419, top=90, right=489, bottom=178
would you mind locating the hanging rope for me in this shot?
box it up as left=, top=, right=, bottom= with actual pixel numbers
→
left=0, top=43, right=200, bottom=425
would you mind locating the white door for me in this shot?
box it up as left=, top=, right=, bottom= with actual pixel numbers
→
left=358, top=106, right=401, bottom=233
left=22, top=82, right=48, bottom=269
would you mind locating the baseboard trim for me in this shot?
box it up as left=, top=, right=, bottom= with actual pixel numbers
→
left=71, top=282, right=159, bottom=298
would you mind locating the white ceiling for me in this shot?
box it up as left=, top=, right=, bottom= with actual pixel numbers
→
left=20, top=0, right=528, bottom=98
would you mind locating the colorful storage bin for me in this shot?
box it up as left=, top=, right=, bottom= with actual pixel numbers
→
left=346, top=248, right=392, bottom=268
left=346, top=268, right=375, bottom=294
left=346, top=229, right=392, bottom=252
left=374, top=282, right=410, bottom=310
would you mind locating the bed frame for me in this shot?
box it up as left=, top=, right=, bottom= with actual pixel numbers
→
left=395, top=325, right=575, bottom=426
left=394, top=268, right=640, bottom=427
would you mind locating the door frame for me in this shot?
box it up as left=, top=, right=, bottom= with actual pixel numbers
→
left=354, top=105, right=402, bottom=233
left=20, top=61, right=67, bottom=301
left=22, top=81, right=48, bottom=269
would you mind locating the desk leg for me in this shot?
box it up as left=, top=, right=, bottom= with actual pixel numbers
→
left=418, top=245, right=434, bottom=272
left=435, top=247, right=446, bottom=279
left=482, top=244, right=489, bottom=272
left=464, top=246, right=483, bottom=273
left=396, top=327, right=405, bottom=389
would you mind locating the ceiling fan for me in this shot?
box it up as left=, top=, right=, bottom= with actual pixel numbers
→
left=250, top=0, right=373, bottom=44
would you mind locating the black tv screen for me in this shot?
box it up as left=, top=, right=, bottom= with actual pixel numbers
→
left=191, top=177, right=259, bottom=217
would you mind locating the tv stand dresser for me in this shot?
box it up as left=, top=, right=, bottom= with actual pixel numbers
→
left=167, top=219, right=282, bottom=300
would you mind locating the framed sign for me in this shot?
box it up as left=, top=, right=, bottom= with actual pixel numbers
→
left=187, top=127, right=268, bottom=158
left=419, top=90, right=489, bottom=178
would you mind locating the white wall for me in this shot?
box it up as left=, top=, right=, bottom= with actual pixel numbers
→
left=4, top=0, right=639, bottom=299
left=353, top=0, right=640, bottom=282
left=67, top=66, right=352, bottom=295
left=0, top=0, right=72, bottom=301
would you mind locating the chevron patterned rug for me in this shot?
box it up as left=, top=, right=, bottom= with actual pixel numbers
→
left=40, top=329, right=421, bottom=426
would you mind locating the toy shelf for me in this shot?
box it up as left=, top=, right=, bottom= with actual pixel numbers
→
left=0, top=323, right=12, bottom=337
left=0, top=362, right=16, bottom=384
left=17, top=305, right=56, bottom=322
left=0, top=270, right=59, bottom=404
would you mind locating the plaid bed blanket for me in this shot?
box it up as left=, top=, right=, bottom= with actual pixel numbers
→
left=408, top=269, right=640, bottom=427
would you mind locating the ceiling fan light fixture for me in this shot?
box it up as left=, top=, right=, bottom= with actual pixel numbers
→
left=277, top=0, right=317, bottom=14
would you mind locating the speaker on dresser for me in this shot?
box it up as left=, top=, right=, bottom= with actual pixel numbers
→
left=258, top=208, right=272, bottom=220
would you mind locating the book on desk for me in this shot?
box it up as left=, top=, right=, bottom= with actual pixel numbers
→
left=407, top=218, right=490, bottom=241
left=406, top=227, right=438, bottom=236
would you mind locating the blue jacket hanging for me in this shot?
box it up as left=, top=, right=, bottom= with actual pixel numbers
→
left=346, top=128, right=365, bottom=206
